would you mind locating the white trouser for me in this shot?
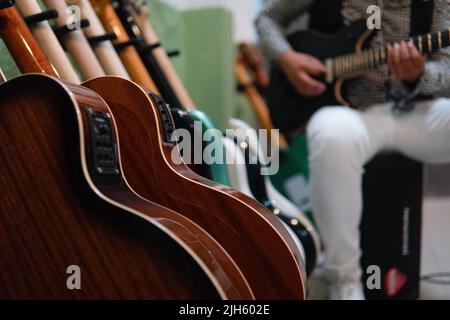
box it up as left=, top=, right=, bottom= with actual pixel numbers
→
left=306, top=98, right=450, bottom=284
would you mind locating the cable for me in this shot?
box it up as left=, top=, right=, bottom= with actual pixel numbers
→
left=421, top=272, right=450, bottom=285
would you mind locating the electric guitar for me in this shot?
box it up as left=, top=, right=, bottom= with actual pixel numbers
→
left=122, top=0, right=319, bottom=274
left=235, top=51, right=321, bottom=274
left=228, top=118, right=321, bottom=276
left=235, top=51, right=288, bottom=150
left=31, top=0, right=307, bottom=299
left=0, top=4, right=251, bottom=299
left=267, top=19, right=450, bottom=134
left=238, top=42, right=270, bottom=94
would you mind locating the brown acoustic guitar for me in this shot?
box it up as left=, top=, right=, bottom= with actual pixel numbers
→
left=0, top=5, right=253, bottom=299
left=31, top=0, right=307, bottom=299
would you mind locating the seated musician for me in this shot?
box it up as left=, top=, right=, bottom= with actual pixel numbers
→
left=256, top=0, right=450, bottom=299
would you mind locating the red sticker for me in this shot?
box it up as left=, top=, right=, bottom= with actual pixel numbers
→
left=385, top=268, right=407, bottom=296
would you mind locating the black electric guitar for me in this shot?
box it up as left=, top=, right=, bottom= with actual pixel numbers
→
left=267, top=19, right=450, bottom=134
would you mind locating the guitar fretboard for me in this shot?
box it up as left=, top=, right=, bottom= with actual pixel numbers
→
left=326, top=29, right=450, bottom=82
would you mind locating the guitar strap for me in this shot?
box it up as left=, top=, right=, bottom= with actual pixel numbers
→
left=308, top=0, right=343, bottom=33
left=308, top=0, right=434, bottom=36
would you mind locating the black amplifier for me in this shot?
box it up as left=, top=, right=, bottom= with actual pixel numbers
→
left=360, top=153, right=423, bottom=300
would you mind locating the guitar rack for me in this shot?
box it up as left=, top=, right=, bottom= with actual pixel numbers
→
left=142, top=42, right=180, bottom=59
left=114, top=38, right=139, bottom=51
left=0, top=0, right=14, bottom=10
left=166, top=49, right=180, bottom=58
left=53, top=19, right=90, bottom=36
left=143, top=42, right=161, bottom=52
left=88, top=32, right=118, bottom=45
left=23, top=9, right=58, bottom=25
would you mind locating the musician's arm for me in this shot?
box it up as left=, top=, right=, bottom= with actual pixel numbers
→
left=255, top=0, right=313, bottom=60
left=391, top=1, right=450, bottom=99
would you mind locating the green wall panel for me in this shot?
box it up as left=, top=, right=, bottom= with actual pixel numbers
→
left=181, top=7, right=236, bottom=130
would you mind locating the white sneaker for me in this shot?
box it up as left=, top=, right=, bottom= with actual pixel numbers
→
left=328, top=281, right=365, bottom=300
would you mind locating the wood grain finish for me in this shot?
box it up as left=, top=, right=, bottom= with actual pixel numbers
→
left=0, top=7, right=56, bottom=75
left=15, top=0, right=81, bottom=83
left=0, top=74, right=252, bottom=299
left=90, top=0, right=159, bottom=93
left=83, top=76, right=306, bottom=299
left=0, top=7, right=252, bottom=299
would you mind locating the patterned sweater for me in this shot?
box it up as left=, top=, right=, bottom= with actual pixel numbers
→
left=255, top=0, right=450, bottom=107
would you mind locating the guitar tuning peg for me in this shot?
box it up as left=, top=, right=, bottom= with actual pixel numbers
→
left=167, top=50, right=181, bottom=58
left=143, top=42, right=161, bottom=53
left=53, top=19, right=90, bottom=36
left=114, top=38, right=139, bottom=51
left=87, top=32, right=118, bottom=45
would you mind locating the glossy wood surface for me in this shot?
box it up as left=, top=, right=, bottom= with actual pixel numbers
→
left=16, top=0, right=81, bottom=83
left=0, top=74, right=226, bottom=299
left=90, top=0, right=159, bottom=93
left=74, top=0, right=130, bottom=79
left=0, top=6, right=56, bottom=75
left=43, top=0, right=106, bottom=80
left=131, top=3, right=195, bottom=109
left=0, top=8, right=252, bottom=299
left=83, top=76, right=306, bottom=299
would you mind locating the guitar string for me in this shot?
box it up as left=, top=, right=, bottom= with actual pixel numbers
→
left=330, top=29, right=450, bottom=81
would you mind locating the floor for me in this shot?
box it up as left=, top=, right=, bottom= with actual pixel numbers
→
left=419, top=197, right=450, bottom=300
left=307, top=195, right=450, bottom=300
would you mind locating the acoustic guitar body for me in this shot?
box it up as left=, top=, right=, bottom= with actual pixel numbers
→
left=83, top=76, right=306, bottom=299
left=0, top=74, right=251, bottom=299
left=267, top=20, right=368, bottom=134
left=169, top=108, right=215, bottom=180
left=113, top=0, right=231, bottom=186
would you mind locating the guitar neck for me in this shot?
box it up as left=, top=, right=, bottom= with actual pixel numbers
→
left=43, top=0, right=105, bottom=80
left=328, top=29, right=450, bottom=82
left=0, top=6, right=57, bottom=76
left=129, top=0, right=196, bottom=110
left=235, top=58, right=288, bottom=150
left=91, top=0, right=159, bottom=93
left=15, top=0, right=81, bottom=84
left=76, top=0, right=130, bottom=79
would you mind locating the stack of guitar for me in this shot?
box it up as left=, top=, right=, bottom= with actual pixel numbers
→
left=0, top=0, right=319, bottom=299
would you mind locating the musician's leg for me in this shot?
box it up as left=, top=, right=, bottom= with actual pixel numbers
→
left=306, top=104, right=395, bottom=299
left=392, top=98, right=450, bottom=164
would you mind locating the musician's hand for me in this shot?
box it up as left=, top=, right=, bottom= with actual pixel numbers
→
left=278, top=50, right=327, bottom=96
left=387, top=41, right=426, bottom=86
